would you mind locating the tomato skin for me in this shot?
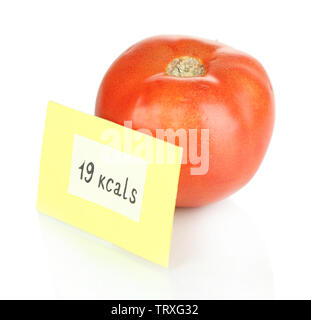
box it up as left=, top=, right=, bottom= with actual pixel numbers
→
left=95, top=36, right=274, bottom=207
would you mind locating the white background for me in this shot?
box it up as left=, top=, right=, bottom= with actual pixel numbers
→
left=0, top=0, right=310, bottom=300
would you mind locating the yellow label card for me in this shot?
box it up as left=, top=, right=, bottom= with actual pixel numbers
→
left=37, top=102, right=182, bottom=267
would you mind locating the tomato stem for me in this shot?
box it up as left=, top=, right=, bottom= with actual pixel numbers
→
left=166, top=56, right=206, bottom=77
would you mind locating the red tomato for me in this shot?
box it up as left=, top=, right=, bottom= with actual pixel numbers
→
left=95, top=36, right=274, bottom=207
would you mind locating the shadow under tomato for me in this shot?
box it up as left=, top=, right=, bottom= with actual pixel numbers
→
left=169, top=199, right=274, bottom=299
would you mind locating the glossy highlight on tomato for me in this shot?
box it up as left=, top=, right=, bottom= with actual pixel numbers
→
left=95, top=36, right=275, bottom=207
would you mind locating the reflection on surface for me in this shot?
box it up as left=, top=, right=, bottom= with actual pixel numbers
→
left=38, top=199, right=273, bottom=299
left=170, top=201, right=274, bottom=299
